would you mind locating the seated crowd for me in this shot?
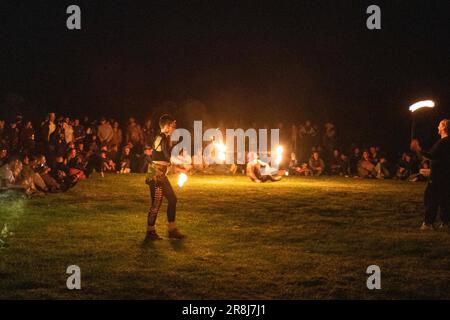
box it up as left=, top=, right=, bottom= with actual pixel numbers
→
left=288, top=146, right=430, bottom=181
left=0, top=114, right=156, bottom=195
left=0, top=114, right=429, bottom=195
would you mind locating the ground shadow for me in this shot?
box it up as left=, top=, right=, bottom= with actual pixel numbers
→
left=169, top=238, right=188, bottom=252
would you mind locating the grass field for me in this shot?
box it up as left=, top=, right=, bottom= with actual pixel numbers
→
left=0, top=174, right=449, bottom=299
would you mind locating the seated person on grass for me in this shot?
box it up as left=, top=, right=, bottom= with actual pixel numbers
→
left=409, top=160, right=431, bottom=182
left=34, top=155, right=63, bottom=192
left=246, top=152, right=281, bottom=183
left=0, top=158, right=35, bottom=194
left=119, top=145, right=132, bottom=174
left=357, top=150, right=377, bottom=178
left=329, top=149, right=344, bottom=175
left=309, top=151, right=325, bottom=176
left=100, top=150, right=116, bottom=173
left=395, top=152, right=418, bottom=180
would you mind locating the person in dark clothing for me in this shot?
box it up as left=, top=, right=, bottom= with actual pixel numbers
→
left=83, top=142, right=100, bottom=177
left=395, top=152, right=417, bottom=180
left=67, top=148, right=88, bottom=179
left=20, top=121, right=36, bottom=155
left=0, top=146, right=9, bottom=167
left=54, top=131, right=68, bottom=158
left=118, top=145, right=133, bottom=174
left=51, top=156, right=78, bottom=191
left=0, top=120, right=5, bottom=146
left=142, top=119, right=156, bottom=148
left=137, top=146, right=153, bottom=173
left=349, top=147, right=361, bottom=176
left=329, top=149, right=344, bottom=175
left=72, top=118, right=86, bottom=145
left=4, top=122, right=20, bottom=154
left=411, top=119, right=450, bottom=230
left=145, top=114, right=185, bottom=240
left=100, top=150, right=116, bottom=173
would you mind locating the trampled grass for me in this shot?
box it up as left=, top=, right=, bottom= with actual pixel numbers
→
left=0, top=174, right=449, bottom=299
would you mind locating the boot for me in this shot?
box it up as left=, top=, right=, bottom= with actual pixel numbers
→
left=168, top=222, right=186, bottom=239
left=145, top=226, right=162, bottom=240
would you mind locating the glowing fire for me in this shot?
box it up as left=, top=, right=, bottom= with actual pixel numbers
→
left=409, top=100, right=435, bottom=112
left=215, top=142, right=227, bottom=161
left=275, top=145, right=283, bottom=165
left=177, top=173, right=188, bottom=187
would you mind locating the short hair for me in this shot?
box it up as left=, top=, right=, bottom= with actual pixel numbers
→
left=159, top=114, right=175, bottom=129
left=441, top=119, right=449, bottom=133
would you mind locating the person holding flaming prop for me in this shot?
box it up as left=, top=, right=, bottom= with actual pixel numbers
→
left=411, top=119, right=450, bottom=230
left=145, top=114, right=186, bottom=240
left=246, top=150, right=282, bottom=183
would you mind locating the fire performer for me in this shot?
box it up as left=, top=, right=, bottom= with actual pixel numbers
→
left=246, top=151, right=282, bottom=183
left=411, top=119, right=450, bottom=230
left=145, top=114, right=185, bottom=240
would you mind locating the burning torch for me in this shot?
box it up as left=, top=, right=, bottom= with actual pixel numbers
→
left=275, top=145, right=283, bottom=166
left=409, top=99, right=435, bottom=140
left=216, top=142, right=227, bottom=162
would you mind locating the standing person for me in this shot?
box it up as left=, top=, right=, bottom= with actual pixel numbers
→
left=298, top=120, right=318, bottom=161
left=0, top=120, right=6, bottom=146
left=97, top=118, right=114, bottom=147
left=44, top=113, right=57, bottom=141
left=145, top=114, right=185, bottom=240
left=20, top=121, right=35, bottom=155
left=72, top=118, right=86, bottom=145
left=142, top=119, right=156, bottom=147
left=39, top=113, right=56, bottom=155
left=289, top=124, right=298, bottom=158
left=111, top=121, right=123, bottom=148
left=322, top=122, right=336, bottom=162
left=84, top=117, right=96, bottom=144
left=411, top=119, right=450, bottom=230
left=4, top=122, right=20, bottom=154
left=126, top=117, right=143, bottom=147
left=63, top=117, right=74, bottom=144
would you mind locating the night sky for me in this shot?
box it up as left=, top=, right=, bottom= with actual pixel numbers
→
left=0, top=0, right=449, bottom=152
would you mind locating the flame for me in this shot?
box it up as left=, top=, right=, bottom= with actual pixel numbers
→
left=215, top=142, right=227, bottom=161
left=177, top=173, right=188, bottom=187
left=409, top=100, right=435, bottom=112
left=275, top=145, right=283, bottom=165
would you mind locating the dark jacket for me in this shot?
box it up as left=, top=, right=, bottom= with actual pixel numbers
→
left=420, top=136, right=450, bottom=183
